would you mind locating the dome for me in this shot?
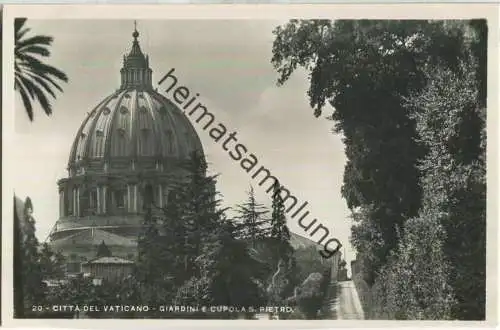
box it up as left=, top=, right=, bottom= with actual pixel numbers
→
left=66, top=25, right=203, bottom=176
left=48, top=23, right=206, bottom=262
left=67, top=89, right=203, bottom=174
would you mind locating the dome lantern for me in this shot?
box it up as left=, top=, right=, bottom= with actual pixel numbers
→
left=120, top=21, right=153, bottom=90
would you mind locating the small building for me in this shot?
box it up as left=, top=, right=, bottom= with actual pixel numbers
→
left=82, top=256, right=134, bottom=282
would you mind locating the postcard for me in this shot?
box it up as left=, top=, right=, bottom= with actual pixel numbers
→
left=1, top=3, right=498, bottom=328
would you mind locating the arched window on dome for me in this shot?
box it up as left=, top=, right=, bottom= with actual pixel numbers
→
left=138, top=106, right=151, bottom=130
left=92, top=130, right=105, bottom=158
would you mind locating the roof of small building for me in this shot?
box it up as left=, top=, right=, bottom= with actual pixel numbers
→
left=83, top=256, right=135, bottom=265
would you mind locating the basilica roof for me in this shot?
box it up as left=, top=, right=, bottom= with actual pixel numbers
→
left=67, top=24, right=203, bottom=171
left=83, top=256, right=135, bottom=265
left=51, top=228, right=137, bottom=248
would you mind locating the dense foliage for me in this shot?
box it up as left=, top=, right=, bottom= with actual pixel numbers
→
left=272, top=19, right=487, bottom=320
left=14, top=18, right=68, bottom=121
left=14, top=154, right=335, bottom=319
left=14, top=196, right=67, bottom=318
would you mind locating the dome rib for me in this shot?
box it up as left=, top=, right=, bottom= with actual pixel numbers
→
left=143, top=91, right=163, bottom=158
left=103, top=90, right=128, bottom=161
left=151, top=92, right=205, bottom=159
left=68, top=94, right=117, bottom=170
left=129, top=90, right=138, bottom=160
left=82, top=96, right=111, bottom=161
left=152, top=92, right=189, bottom=159
left=68, top=88, right=204, bottom=172
left=149, top=92, right=182, bottom=158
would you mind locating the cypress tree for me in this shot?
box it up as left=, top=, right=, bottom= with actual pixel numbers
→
left=14, top=196, right=45, bottom=318
left=269, top=183, right=297, bottom=301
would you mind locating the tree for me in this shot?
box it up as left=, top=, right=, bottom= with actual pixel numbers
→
left=134, top=152, right=229, bottom=309
left=178, top=152, right=227, bottom=279
left=268, top=182, right=297, bottom=301
left=135, top=184, right=174, bottom=306
left=13, top=196, right=45, bottom=318
left=160, top=186, right=191, bottom=285
left=196, top=222, right=268, bottom=312
left=234, top=185, right=270, bottom=241
left=39, top=242, right=66, bottom=279
left=295, top=272, right=324, bottom=319
left=403, top=44, right=486, bottom=319
left=271, top=19, right=486, bottom=320
left=271, top=20, right=475, bottom=283
left=272, top=20, right=431, bottom=281
left=14, top=18, right=68, bottom=121
left=270, top=182, right=291, bottom=251
left=13, top=196, right=25, bottom=318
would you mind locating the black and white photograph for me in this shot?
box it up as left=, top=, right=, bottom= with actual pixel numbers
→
left=2, top=4, right=497, bottom=324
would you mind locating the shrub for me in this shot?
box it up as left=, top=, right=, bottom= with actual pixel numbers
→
left=370, top=212, right=455, bottom=320
left=296, top=272, right=324, bottom=319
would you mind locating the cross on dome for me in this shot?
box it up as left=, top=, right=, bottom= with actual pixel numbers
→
left=133, top=20, right=139, bottom=40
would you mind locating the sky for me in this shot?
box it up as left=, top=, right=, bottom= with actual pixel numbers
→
left=12, top=19, right=355, bottom=268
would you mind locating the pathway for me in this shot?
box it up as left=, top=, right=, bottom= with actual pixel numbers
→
left=326, top=280, right=365, bottom=320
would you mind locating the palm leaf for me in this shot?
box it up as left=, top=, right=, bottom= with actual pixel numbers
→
left=23, top=67, right=64, bottom=92
left=17, top=74, right=53, bottom=116
left=15, top=79, right=34, bottom=121
left=16, top=27, right=31, bottom=41
left=20, top=55, right=68, bottom=82
left=17, top=45, right=51, bottom=57
left=25, top=71, right=57, bottom=98
left=16, top=35, right=53, bottom=49
left=14, top=18, right=68, bottom=121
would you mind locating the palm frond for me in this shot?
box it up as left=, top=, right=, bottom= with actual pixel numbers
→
left=14, top=18, right=69, bottom=121
left=15, top=79, right=34, bottom=121
left=21, top=67, right=65, bottom=92
left=16, top=45, right=51, bottom=57
left=16, top=35, right=53, bottom=49
left=15, top=27, right=31, bottom=41
left=24, top=71, right=57, bottom=98
left=17, top=74, right=53, bottom=116
left=19, top=55, right=68, bottom=82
